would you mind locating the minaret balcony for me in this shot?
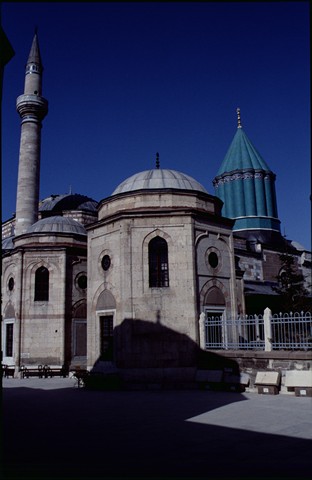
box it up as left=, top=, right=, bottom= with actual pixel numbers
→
left=16, top=94, right=48, bottom=120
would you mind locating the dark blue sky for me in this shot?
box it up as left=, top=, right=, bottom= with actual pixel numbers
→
left=2, top=1, right=311, bottom=249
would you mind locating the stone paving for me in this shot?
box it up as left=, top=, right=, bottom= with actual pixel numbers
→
left=2, top=377, right=312, bottom=479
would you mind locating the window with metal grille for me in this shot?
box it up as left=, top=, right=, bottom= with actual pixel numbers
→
left=6, top=323, right=14, bottom=357
left=148, top=236, right=169, bottom=288
left=34, top=266, right=49, bottom=301
left=100, top=316, right=114, bottom=360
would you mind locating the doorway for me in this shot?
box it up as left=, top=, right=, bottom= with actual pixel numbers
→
left=100, top=315, right=114, bottom=360
left=204, top=307, right=225, bottom=349
left=2, top=320, right=14, bottom=365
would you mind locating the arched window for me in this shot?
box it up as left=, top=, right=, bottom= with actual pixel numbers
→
left=34, top=266, right=49, bottom=301
left=148, top=236, right=169, bottom=287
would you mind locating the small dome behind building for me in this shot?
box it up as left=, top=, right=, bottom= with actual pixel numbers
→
left=112, top=169, right=208, bottom=195
left=2, top=235, right=14, bottom=251
left=39, top=193, right=98, bottom=213
left=28, top=216, right=87, bottom=235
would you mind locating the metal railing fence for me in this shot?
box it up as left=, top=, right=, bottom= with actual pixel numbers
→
left=203, top=310, right=311, bottom=351
left=271, top=312, right=312, bottom=350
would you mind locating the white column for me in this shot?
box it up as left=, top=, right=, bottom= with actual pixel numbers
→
left=264, top=307, right=273, bottom=352
left=199, top=312, right=206, bottom=349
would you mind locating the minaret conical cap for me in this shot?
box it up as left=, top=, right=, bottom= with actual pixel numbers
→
left=27, top=32, right=42, bottom=66
left=216, top=110, right=272, bottom=176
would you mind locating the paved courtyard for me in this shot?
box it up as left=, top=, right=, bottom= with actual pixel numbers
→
left=2, top=377, right=312, bottom=479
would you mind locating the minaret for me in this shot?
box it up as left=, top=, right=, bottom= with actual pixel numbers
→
left=15, top=32, right=48, bottom=236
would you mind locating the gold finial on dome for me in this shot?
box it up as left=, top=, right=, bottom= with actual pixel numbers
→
left=237, top=107, right=242, bottom=129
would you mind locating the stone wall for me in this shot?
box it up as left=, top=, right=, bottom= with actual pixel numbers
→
left=218, top=350, right=312, bottom=393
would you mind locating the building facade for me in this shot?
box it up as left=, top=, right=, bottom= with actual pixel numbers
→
left=2, top=35, right=311, bottom=384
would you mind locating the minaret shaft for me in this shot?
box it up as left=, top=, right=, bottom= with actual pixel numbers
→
left=15, top=122, right=42, bottom=233
left=15, top=33, right=48, bottom=236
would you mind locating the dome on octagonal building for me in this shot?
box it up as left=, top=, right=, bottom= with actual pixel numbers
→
left=28, top=216, right=87, bottom=235
left=97, top=155, right=219, bottom=222
left=112, top=167, right=208, bottom=195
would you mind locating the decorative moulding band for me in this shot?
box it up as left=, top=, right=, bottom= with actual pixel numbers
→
left=213, top=170, right=276, bottom=186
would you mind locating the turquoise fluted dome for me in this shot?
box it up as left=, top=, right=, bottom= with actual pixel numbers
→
left=213, top=124, right=280, bottom=236
left=217, top=128, right=271, bottom=175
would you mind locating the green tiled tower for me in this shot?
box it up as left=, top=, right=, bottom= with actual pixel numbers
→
left=213, top=109, right=281, bottom=241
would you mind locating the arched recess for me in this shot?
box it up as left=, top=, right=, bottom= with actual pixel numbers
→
left=28, top=260, right=59, bottom=305
left=200, top=279, right=230, bottom=309
left=200, top=280, right=229, bottom=349
left=4, top=303, right=15, bottom=319
left=205, top=286, right=226, bottom=306
left=3, top=303, right=15, bottom=363
left=72, top=300, right=87, bottom=359
left=96, top=290, right=116, bottom=310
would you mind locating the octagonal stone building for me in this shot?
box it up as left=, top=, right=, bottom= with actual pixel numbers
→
left=86, top=168, right=243, bottom=385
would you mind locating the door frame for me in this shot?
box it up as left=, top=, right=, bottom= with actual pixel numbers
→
left=72, top=318, right=87, bottom=359
left=96, top=309, right=116, bottom=361
left=203, top=306, right=227, bottom=349
left=2, top=319, right=15, bottom=365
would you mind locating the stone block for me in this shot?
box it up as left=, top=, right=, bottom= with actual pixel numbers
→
left=222, top=372, right=250, bottom=392
left=239, top=372, right=251, bottom=386
left=255, top=371, right=280, bottom=394
left=255, top=371, right=280, bottom=386
left=285, top=370, right=312, bottom=388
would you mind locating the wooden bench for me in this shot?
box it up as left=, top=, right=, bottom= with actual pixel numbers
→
left=43, top=365, right=69, bottom=378
left=20, top=364, right=69, bottom=378
left=21, top=365, right=45, bottom=378
left=2, top=364, right=15, bottom=378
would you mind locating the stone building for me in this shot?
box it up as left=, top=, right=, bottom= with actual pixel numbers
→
left=86, top=168, right=240, bottom=383
left=2, top=34, right=311, bottom=384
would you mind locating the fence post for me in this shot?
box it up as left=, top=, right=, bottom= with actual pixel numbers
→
left=263, top=307, right=273, bottom=351
left=199, top=312, right=206, bottom=349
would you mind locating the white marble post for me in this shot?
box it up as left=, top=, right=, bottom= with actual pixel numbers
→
left=264, top=307, right=273, bottom=351
left=199, top=312, right=206, bottom=349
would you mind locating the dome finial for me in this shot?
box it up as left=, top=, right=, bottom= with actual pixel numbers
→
left=156, top=152, right=160, bottom=169
left=236, top=107, right=242, bottom=129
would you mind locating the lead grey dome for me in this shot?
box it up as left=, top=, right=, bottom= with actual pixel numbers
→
left=39, top=193, right=98, bottom=213
left=28, top=216, right=87, bottom=235
left=112, top=169, right=208, bottom=195
left=2, top=235, right=14, bottom=251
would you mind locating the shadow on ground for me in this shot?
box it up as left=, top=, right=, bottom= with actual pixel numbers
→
left=2, top=385, right=312, bottom=479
